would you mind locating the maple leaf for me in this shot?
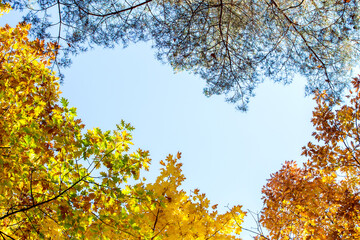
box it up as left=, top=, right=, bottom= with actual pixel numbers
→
left=261, top=75, right=360, bottom=239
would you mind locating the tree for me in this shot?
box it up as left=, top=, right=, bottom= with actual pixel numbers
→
left=260, top=77, right=360, bottom=239
left=109, top=153, right=245, bottom=239
left=6, top=0, right=360, bottom=110
left=0, top=6, right=245, bottom=239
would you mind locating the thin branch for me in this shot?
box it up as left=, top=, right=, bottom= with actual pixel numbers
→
left=269, top=0, right=336, bottom=94
left=0, top=232, right=15, bottom=240
left=0, top=146, right=117, bottom=221
left=30, top=168, right=35, bottom=206
left=282, top=0, right=305, bottom=11
left=151, top=223, right=168, bottom=240
left=152, top=209, right=160, bottom=234
left=0, top=174, right=85, bottom=221
left=73, top=0, right=153, bottom=17
left=228, top=206, right=270, bottom=240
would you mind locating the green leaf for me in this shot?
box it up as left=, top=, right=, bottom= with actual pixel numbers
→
left=61, top=97, right=69, bottom=107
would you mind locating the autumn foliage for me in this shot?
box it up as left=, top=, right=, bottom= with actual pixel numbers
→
left=6, top=0, right=360, bottom=238
left=0, top=5, right=245, bottom=239
left=260, top=78, right=360, bottom=239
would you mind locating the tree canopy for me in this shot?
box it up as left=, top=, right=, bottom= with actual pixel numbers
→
left=5, top=1, right=360, bottom=239
left=0, top=6, right=245, bottom=238
left=6, top=0, right=360, bottom=110
left=260, top=77, right=360, bottom=239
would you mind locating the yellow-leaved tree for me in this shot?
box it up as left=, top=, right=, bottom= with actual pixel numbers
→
left=260, top=77, right=360, bottom=239
left=0, top=5, right=245, bottom=239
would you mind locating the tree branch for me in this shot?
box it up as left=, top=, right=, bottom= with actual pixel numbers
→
left=0, top=174, right=87, bottom=221
left=0, top=231, right=15, bottom=240
left=73, top=0, right=153, bottom=17
left=269, top=0, right=336, bottom=91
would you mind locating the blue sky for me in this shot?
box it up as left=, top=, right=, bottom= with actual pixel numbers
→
left=59, top=42, right=316, bottom=238
left=3, top=10, right=318, bottom=238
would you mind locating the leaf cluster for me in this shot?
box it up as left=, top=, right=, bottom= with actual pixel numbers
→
left=260, top=77, right=360, bottom=239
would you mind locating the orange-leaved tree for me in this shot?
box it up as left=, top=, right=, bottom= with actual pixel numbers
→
left=260, top=77, right=360, bottom=239
left=0, top=5, right=245, bottom=239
